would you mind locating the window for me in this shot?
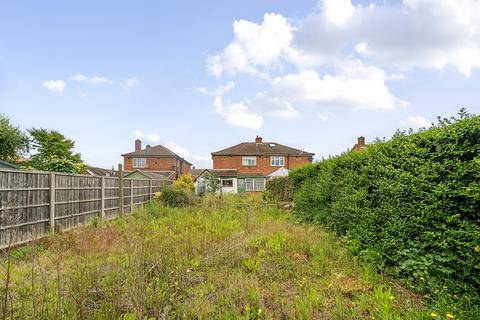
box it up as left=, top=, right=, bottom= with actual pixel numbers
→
left=222, top=179, right=233, bottom=187
left=254, top=178, right=265, bottom=191
left=245, top=178, right=265, bottom=192
left=270, top=156, right=285, bottom=166
left=242, top=156, right=256, bottom=166
left=132, top=158, right=147, bottom=168
left=245, top=178, right=254, bottom=191
left=238, top=178, right=245, bottom=192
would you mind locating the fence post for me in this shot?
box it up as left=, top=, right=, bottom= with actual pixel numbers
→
left=101, top=177, right=105, bottom=219
left=118, top=164, right=124, bottom=217
left=130, top=179, right=133, bottom=213
left=149, top=180, right=153, bottom=201
left=49, top=172, right=55, bottom=233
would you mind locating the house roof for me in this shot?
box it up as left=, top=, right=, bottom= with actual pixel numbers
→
left=121, top=144, right=193, bottom=165
left=124, top=170, right=174, bottom=180
left=0, top=160, right=20, bottom=169
left=211, top=141, right=314, bottom=157
left=85, top=166, right=116, bottom=177
left=196, top=169, right=239, bottom=178
left=191, top=168, right=208, bottom=179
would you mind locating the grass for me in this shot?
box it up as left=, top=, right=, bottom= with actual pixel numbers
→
left=0, top=194, right=431, bottom=319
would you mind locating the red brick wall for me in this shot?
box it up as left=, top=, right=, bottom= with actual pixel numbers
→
left=212, top=155, right=312, bottom=176
left=124, top=157, right=192, bottom=174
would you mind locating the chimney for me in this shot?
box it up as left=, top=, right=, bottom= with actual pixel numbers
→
left=358, top=136, right=365, bottom=147
left=135, top=139, right=141, bottom=151
left=146, top=144, right=151, bottom=148
left=255, top=136, right=263, bottom=143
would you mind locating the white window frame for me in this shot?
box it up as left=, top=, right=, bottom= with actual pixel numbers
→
left=132, top=157, right=147, bottom=168
left=245, top=178, right=265, bottom=192
left=242, top=156, right=256, bottom=166
left=222, top=179, right=233, bottom=187
left=270, top=156, right=285, bottom=167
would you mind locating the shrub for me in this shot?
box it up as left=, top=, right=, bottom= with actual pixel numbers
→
left=158, top=186, right=192, bottom=207
left=291, top=110, right=480, bottom=316
left=172, top=174, right=194, bottom=193
left=264, top=177, right=292, bottom=202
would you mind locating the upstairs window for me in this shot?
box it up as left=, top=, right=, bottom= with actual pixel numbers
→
left=242, top=156, right=256, bottom=166
left=270, top=156, right=285, bottom=166
left=132, top=157, right=147, bottom=168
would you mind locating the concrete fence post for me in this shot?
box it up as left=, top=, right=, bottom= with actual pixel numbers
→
left=49, top=172, right=55, bottom=233
left=149, top=180, right=153, bottom=201
left=130, top=179, right=133, bottom=213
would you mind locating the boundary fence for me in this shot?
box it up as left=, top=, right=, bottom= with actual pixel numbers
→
left=0, top=169, right=170, bottom=248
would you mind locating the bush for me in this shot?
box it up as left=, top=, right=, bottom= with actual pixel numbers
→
left=265, top=177, right=292, bottom=202
left=290, top=110, right=480, bottom=317
left=173, top=174, right=195, bottom=193
left=157, top=186, right=192, bottom=208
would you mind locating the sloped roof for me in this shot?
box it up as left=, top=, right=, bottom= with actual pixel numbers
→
left=211, top=141, right=314, bottom=157
left=124, top=170, right=174, bottom=180
left=267, top=167, right=290, bottom=177
left=122, top=145, right=192, bottom=165
left=0, top=160, right=20, bottom=169
left=191, top=168, right=208, bottom=179
left=85, top=166, right=116, bottom=176
left=197, top=169, right=238, bottom=178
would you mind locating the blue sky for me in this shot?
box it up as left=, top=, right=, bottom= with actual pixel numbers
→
left=1, top=0, right=479, bottom=168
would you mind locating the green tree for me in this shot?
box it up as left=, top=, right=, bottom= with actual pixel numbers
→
left=173, top=173, right=195, bottom=193
left=26, top=128, right=85, bottom=173
left=0, top=114, right=29, bottom=162
left=203, top=171, right=219, bottom=193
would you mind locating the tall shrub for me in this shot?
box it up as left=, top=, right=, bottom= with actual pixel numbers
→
left=291, top=110, right=480, bottom=316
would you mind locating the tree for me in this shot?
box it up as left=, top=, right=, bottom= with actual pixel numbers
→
left=172, top=173, right=195, bottom=193
left=203, top=171, right=219, bottom=193
left=25, top=128, right=85, bottom=173
left=0, top=114, right=29, bottom=162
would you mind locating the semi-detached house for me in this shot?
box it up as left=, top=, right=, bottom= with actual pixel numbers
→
left=198, top=136, right=314, bottom=194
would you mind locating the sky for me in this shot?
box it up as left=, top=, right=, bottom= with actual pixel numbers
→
left=1, top=0, right=479, bottom=169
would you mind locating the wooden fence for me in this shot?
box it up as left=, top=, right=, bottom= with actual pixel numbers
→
left=0, top=169, right=170, bottom=249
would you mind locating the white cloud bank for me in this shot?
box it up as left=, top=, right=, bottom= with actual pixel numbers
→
left=42, top=80, right=66, bottom=93
left=69, top=74, right=113, bottom=84
left=400, top=115, right=431, bottom=129
left=204, top=0, right=480, bottom=129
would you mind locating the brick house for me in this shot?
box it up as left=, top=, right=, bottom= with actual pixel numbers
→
left=122, top=139, right=192, bottom=179
left=209, top=136, right=314, bottom=192
left=352, top=136, right=368, bottom=152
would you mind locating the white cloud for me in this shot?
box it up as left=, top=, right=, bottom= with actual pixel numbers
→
left=69, top=74, right=88, bottom=81
left=317, top=111, right=335, bottom=122
left=42, top=80, right=66, bottom=93
left=146, top=134, right=160, bottom=143
left=209, top=0, right=480, bottom=77
left=166, top=142, right=190, bottom=158
left=253, top=92, right=300, bottom=118
left=213, top=96, right=263, bottom=129
left=132, top=130, right=144, bottom=139
left=207, top=13, right=294, bottom=76
left=401, top=115, right=431, bottom=129
left=68, top=74, right=112, bottom=84
left=122, top=77, right=139, bottom=89
left=261, top=60, right=406, bottom=110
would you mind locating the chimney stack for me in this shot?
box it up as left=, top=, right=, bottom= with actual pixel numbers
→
left=255, top=136, right=263, bottom=143
left=358, top=136, right=365, bottom=147
left=146, top=144, right=151, bottom=148
left=135, top=139, right=141, bottom=151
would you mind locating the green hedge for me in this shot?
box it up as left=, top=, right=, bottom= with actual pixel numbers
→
left=264, top=176, right=292, bottom=202
left=290, top=111, right=480, bottom=316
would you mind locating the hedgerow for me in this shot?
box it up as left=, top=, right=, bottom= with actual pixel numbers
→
left=290, top=109, right=480, bottom=318
left=264, top=176, right=292, bottom=202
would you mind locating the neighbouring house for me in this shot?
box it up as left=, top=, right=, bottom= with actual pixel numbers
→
left=208, top=136, right=314, bottom=193
left=193, top=169, right=239, bottom=195
left=352, top=136, right=368, bottom=152
left=124, top=169, right=175, bottom=181
left=84, top=166, right=117, bottom=177
left=0, top=160, right=20, bottom=170
left=122, top=140, right=192, bottom=180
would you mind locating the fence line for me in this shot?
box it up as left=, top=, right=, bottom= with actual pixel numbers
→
left=0, top=169, right=170, bottom=249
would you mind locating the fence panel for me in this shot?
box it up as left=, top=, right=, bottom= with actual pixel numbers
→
left=0, top=169, right=171, bottom=249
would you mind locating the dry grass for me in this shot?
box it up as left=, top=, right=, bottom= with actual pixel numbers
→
left=0, top=195, right=429, bottom=319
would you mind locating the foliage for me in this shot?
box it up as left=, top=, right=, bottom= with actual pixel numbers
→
left=0, top=114, right=29, bottom=162
left=24, top=128, right=85, bottom=173
left=172, top=173, right=195, bottom=193
left=0, top=196, right=428, bottom=319
left=264, top=177, right=292, bottom=202
left=290, top=109, right=480, bottom=318
left=157, top=186, right=192, bottom=207
left=203, top=170, right=220, bottom=194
